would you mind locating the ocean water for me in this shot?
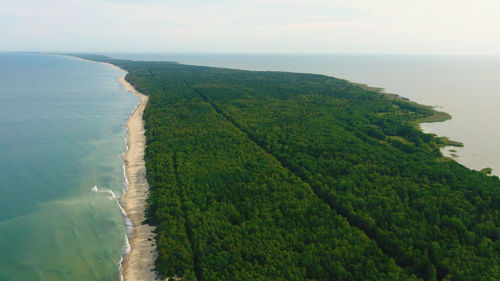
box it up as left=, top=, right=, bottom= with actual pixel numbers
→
left=0, top=53, right=138, bottom=281
left=110, top=53, right=500, bottom=175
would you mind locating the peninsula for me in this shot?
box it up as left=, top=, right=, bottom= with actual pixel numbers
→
left=75, top=54, right=500, bottom=281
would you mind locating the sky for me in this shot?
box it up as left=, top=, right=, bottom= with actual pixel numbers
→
left=1, top=0, right=499, bottom=54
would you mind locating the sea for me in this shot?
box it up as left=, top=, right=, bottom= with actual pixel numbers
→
left=110, top=53, right=500, bottom=175
left=1, top=52, right=499, bottom=281
left=0, top=52, right=138, bottom=281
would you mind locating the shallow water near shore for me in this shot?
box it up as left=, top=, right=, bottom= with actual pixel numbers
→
left=111, top=53, right=500, bottom=175
left=0, top=53, right=138, bottom=280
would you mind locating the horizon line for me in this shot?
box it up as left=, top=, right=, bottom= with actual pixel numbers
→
left=2, top=50, right=500, bottom=57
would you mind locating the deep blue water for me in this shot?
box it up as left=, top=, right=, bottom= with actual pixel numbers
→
left=0, top=53, right=138, bottom=281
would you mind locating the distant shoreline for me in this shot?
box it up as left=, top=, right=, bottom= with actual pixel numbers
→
left=352, top=80, right=463, bottom=150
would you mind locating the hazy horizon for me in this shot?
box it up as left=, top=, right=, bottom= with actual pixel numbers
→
left=2, top=0, right=500, bottom=55
left=4, top=51, right=500, bottom=57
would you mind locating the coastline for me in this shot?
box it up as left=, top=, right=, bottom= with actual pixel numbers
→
left=119, top=74, right=157, bottom=281
left=62, top=54, right=158, bottom=281
left=352, top=79, right=463, bottom=148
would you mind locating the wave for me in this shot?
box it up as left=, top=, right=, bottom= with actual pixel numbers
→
left=119, top=126, right=132, bottom=281
left=90, top=182, right=132, bottom=281
left=90, top=185, right=116, bottom=201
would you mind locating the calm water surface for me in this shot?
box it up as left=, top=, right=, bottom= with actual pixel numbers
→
left=111, top=53, right=500, bottom=175
left=0, top=53, right=138, bottom=281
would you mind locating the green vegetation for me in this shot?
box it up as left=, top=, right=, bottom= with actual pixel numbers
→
left=75, top=54, right=500, bottom=281
left=480, top=168, right=493, bottom=176
left=355, top=82, right=452, bottom=128
left=414, top=110, right=452, bottom=125
left=436, top=137, right=464, bottom=148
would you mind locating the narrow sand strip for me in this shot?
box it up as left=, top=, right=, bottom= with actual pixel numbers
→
left=119, top=75, right=158, bottom=281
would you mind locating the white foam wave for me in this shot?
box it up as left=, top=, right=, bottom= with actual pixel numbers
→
left=119, top=255, right=124, bottom=281
left=119, top=124, right=133, bottom=281
left=90, top=182, right=132, bottom=280
left=90, top=185, right=117, bottom=200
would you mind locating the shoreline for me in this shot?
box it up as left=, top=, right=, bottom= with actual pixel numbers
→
left=62, top=54, right=158, bottom=281
left=118, top=74, right=158, bottom=281
left=352, top=79, right=463, bottom=147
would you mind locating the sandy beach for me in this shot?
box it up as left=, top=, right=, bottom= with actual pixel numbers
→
left=119, top=74, right=158, bottom=281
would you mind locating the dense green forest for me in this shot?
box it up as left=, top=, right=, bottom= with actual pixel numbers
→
left=77, top=54, right=499, bottom=280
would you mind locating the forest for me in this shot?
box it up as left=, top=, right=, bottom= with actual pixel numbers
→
left=77, top=54, right=500, bottom=281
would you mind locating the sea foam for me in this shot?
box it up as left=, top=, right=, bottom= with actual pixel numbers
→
left=90, top=185, right=116, bottom=200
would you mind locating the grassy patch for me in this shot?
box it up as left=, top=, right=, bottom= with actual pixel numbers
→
left=388, top=136, right=411, bottom=144
left=437, top=136, right=464, bottom=147
left=480, top=167, right=493, bottom=175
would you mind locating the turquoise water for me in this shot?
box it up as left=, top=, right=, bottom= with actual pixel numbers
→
left=111, top=53, right=500, bottom=175
left=0, top=53, right=138, bottom=281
